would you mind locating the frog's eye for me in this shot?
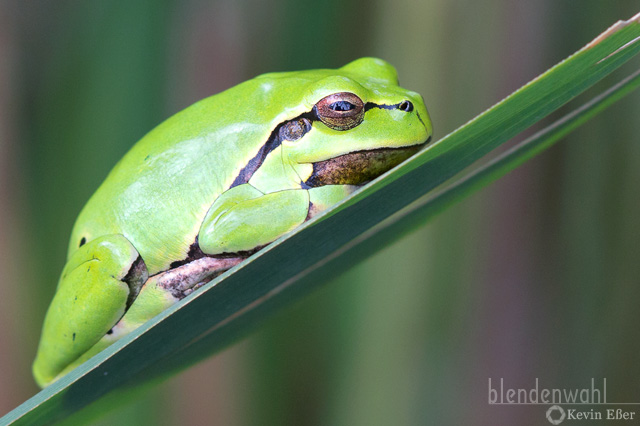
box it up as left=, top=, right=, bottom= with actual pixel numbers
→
left=279, top=118, right=312, bottom=141
left=314, top=92, right=365, bottom=131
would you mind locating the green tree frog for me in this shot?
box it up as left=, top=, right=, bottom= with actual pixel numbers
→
left=33, top=57, right=432, bottom=387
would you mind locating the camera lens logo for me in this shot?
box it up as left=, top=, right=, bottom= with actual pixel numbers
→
left=546, top=405, right=566, bottom=425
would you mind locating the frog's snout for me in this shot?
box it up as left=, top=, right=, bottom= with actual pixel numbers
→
left=397, top=98, right=431, bottom=139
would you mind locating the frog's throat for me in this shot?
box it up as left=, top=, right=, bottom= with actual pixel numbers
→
left=303, top=138, right=430, bottom=187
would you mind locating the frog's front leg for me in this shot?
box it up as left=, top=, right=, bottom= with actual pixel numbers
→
left=32, top=234, right=148, bottom=387
left=198, top=184, right=311, bottom=255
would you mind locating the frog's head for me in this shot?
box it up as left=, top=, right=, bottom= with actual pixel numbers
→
left=278, top=57, right=432, bottom=187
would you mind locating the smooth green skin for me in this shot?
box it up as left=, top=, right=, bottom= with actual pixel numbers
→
left=33, top=58, right=432, bottom=387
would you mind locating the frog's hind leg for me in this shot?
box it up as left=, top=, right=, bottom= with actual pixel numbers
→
left=32, top=234, right=148, bottom=387
left=50, top=255, right=245, bottom=382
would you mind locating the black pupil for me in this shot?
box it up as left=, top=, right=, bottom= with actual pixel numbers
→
left=329, top=101, right=355, bottom=111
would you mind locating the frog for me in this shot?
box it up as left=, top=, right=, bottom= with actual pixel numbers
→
left=32, top=57, right=433, bottom=387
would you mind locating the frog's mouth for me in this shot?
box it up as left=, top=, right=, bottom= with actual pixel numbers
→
left=303, top=137, right=430, bottom=187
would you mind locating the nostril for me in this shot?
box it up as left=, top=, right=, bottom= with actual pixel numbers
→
left=398, top=100, right=413, bottom=112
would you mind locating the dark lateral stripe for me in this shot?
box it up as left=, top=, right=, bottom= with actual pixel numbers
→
left=230, top=111, right=314, bottom=188
left=229, top=104, right=392, bottom=188
left=230, top=126, right=283, bottom=187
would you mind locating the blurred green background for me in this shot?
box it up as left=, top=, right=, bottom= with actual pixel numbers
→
left=1, top=1, right=639, bottom=425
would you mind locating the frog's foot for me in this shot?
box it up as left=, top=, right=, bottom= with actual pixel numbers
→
left=33, top=234, right=148, bottom=387
left=198, top=184, right=310, bottom=255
